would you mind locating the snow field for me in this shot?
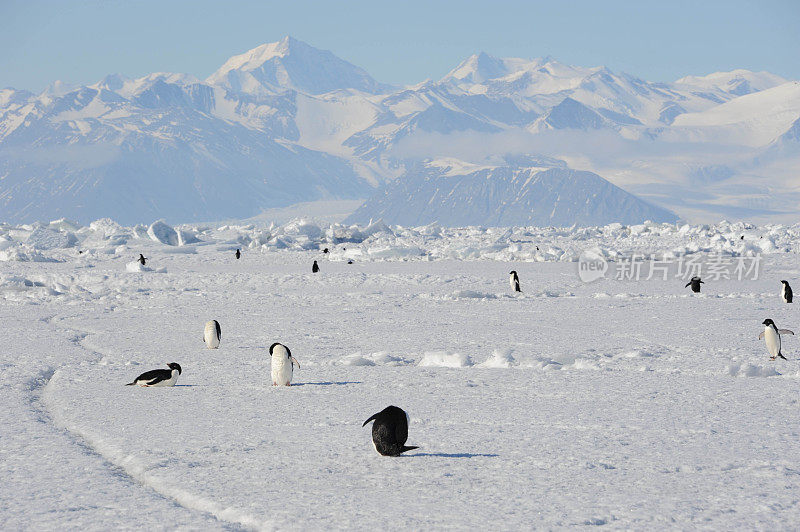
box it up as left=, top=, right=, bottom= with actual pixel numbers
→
left=2, top=221, right=800, bottom=529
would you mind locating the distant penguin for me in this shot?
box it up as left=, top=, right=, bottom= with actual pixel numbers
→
left=235, top=249, right=241, bottom=259
left=322, top=248, right=329, bottom=254
left=362, top=406, right=419, bottom=456
left=759, top=319, right=793, bottom=360
left=138, top=254, right=147, bottom=266
left=126, top=363, right=182, bottom=387
left=781, top=280, right=793, bottom=303
left=685, top=276, right=703, bottom=293
left=740, top=235, right=744, bottom=240
left=509, top=270, right=521, bottom=292
left=347, top=259, right=354, bottom=265
left=312, top=260, right=320, bottom=273
left=270, top=343, right=299, bottom=386
left=204, top=320, right=221, bottom=349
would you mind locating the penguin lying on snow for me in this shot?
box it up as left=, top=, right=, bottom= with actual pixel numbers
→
left=685, top=276, right=703, bottom=293
left=138, top=254, right=147, bottom=266
left=509, top=270, right=521, bottom=292
left=759, top=319, right=793, bottom=360
left=126, top=363, right=182, bottom=387
left=781, top=280, right=793, bottom=303
left=270, top=343, right=300, bottom=386
left=363, top=406, right=418, bottom=456
left=204, top=320, right=221, bottom=349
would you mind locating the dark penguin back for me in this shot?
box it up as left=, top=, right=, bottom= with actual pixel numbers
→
left=312, top=261, right=319, bottom=273
left=363, top=405, right=418, bottom=456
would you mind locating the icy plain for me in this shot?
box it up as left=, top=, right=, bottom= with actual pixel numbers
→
left=2, top=218, right=800, bottom=530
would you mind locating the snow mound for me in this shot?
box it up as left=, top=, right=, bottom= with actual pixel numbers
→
left=147, top=220, right=179, bottom=246
left=338, top=354, right=376, bottom=366
left=477, top=349, right=515, bottom=368
left=27, top=227, right=77, bottom=250
left=418, top=351, right=473, bottom=368
left=0, top=247, right=60, bottom=262
left=727, top=363, right=781, bottom=377
left=125, top=261, right=166, bottom=273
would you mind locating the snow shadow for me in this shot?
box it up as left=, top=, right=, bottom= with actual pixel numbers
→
left=407, top=452, right=499, bottom=458
left=291, top=381, right=362, bottom=386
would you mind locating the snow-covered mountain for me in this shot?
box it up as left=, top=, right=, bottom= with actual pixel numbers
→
left=0, top=37, right=797, bottom=225
left=346, top=156, right=678, bottom=226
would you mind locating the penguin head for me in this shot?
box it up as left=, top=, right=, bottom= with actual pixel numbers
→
left=167, top=362, right=182, bottom=374
left=781, top=280, right=788, bottom=285
left=269, top=342, right=291, bottom=358
left=763, top=319, right=775, bottom=327
left=509, top=270, right=517, bottom=275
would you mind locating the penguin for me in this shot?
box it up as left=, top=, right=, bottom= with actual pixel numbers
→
left=347, top=259, right=354, bottom=265
left=362, top=406, right=419, bottom=456
left=270, top=343, right=299, bottom=386
left=759, top=319, right=793, bottom=360
left=781, top=280, right=793, bottom=303
left=509, top=270, right=521, bottom=292
left=126, top=363, right=182, bottom=387
left=685, top=276, right=703, bottom=293
left=322, top=248, right=329, bottom=254
left=203, top=320, right=221, bottom=349
left=235, top=249, right=241, bottom=259
left=312, top=260, right=320, bottom=273
left=740, top=235, right=744, bottom=240
left=138, top=254, right=147, bottom=266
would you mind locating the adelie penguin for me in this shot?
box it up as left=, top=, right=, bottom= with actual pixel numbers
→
left=759, top=319, right=794, bottom=360
left=312, top=260, right=319, bottom=273
left=270, top=343, right=300, bottom=386
left=363, top=406, right=418, bottom=456
left=685, top=276, right=703, bottom=293
left=509, top=270, right=521, bottom=292
left=138, top=254, right=147, bottom=266
left=235, top=249, right=241, bottom=260
left=126, top=363, right=182, bottom=387
left=781, top=280, right=793, bottom=303
left=203, top=320, right=221, bottom=349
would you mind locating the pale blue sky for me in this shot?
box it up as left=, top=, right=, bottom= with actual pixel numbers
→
left=1, top=0, right=798, bottom=92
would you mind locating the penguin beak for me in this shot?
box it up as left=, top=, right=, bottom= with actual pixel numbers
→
left=291, top=356, right=300, bottom=368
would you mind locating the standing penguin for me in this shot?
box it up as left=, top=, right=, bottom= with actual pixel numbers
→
left=203, top=320, right=221, bottom=349
left=270, top=343, right=300, bottom=386
left=235, top=249, right=241, bottom=259
left=509, top=270, right=521, bottom=292
left=781, top=280, right=793, bottom=303
left=362, top=406, right=418, bottom=456
left=126, top=363, right=182, bottom=387
left=312, top=260, right=320, bottom=273
left=759, top=319, right=793, bottom=360
left=138, top=254, right=147, bottom=266
left=685, top=276, right=703, bottom=293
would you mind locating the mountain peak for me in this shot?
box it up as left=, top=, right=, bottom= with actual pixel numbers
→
left=443, top=52, right=509, bottom=83
left=206, top=37, right=390, bottom=96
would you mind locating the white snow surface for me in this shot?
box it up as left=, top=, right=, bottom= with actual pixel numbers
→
left=3, top=217, right=800, bottom=529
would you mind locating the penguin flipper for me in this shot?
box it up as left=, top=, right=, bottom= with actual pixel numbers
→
left=758, top=331, right=765, bottom=340
left=778, top=353, right=788, bottom=360
left=362, top=414, right=378, bottom=427
left=684, top=282, right=691, bottom=288
left=291, top=356, right=300, bottom=369
left=779, top=329, right=794, bottom=335
left=399, top=445, right=419, bottom=454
